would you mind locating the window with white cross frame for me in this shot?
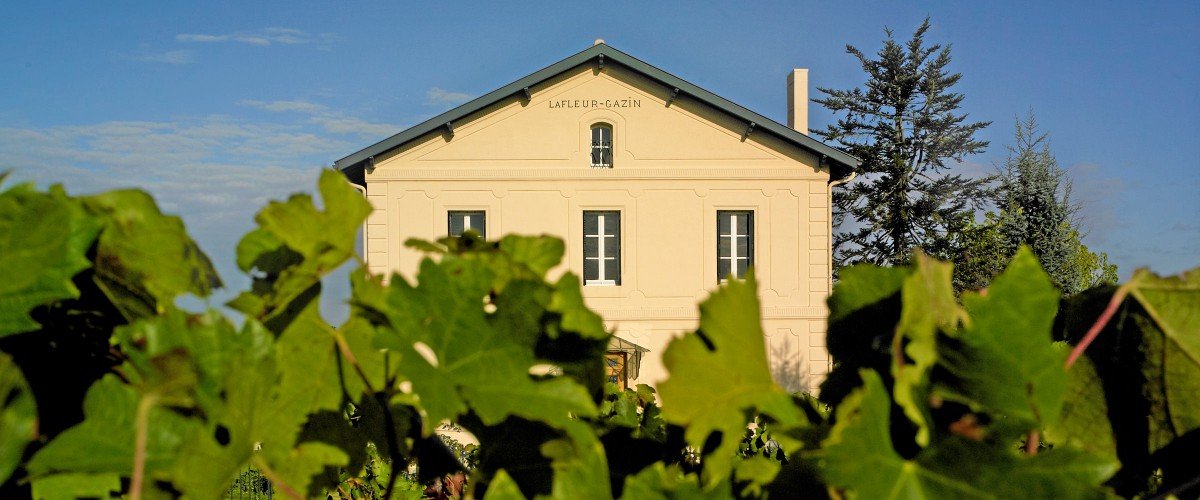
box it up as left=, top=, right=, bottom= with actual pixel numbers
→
left=717, top=210, right=753, bottom=281
left=583, top=210, right=621, bottom=285
left=448, top=210, right=486, bottom=238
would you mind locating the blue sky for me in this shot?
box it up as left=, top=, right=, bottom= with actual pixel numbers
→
left=2, top=1, right=1197, bottom=319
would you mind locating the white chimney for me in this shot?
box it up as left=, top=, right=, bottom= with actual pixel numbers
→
left=787, top=69, right=808, bottom=135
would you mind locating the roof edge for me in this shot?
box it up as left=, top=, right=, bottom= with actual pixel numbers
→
left=334, top=43, right=859, bottom=175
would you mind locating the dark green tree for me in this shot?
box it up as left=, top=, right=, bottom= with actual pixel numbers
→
left=968, top=112, right=1118, bottom=294
left=815, top=18, right=992, bottom=268
left=995, top=113, right=1075, bottom=286
left=993, top=112, right=1113, bottom=292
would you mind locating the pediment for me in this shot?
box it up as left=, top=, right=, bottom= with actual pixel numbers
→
left=375, top=65, right=817, bottom=171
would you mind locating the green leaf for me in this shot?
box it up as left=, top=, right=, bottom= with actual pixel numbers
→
left=893, top=253, right=966, bottom=446
left=541, top=421, right=612, bottom=499
left=828, top=264, right=909, bottom=324
left=358, top=257, right=595, bottom=432
left=0, top=183, right=101, bottom=336
left=821, top=263, right=908, bottom=408
left=822, top=370, right=1116, bottom=499
left=27, top=376, right=199, bottom=478
left=1127, top=270, right=1200, bottom=360
left=482, top=469, right=526, bottom=500
left=620, top=463, right=730, bottom=500
left=114, top=308, right=271, bottom=412
left=30, top=472, right=121, bottom=499
left=1044, top=346, right=1115, bottom=460
left=82, top=189, right=220, bottom=319
left=939, top=247, right=1066, bottom=428
left=231, top=169, right=370, bottom=322
left=1126, top=268, right=1200, bottom=436
left=657, top=271, right=805, bottom=488
left=0, top=352, right=36, bottom=484
left=548, top=272, right=608, bottom=341
left=733, top=456, right=782, bottom=498
left=499, top=234, right=565, bottom=278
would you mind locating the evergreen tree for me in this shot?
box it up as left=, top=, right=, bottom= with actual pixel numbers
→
left=956, top=112, right=1119, bottom=294
left=994, top=112, right=1076, bottom=287
left=816, top=18, right=991, bottom=268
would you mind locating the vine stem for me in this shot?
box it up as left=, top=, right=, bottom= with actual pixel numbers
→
left=378, top=391, right=404, bottom=500
left=1024, top=431, right=1039, bottom=455
left=1064, top=285, right=1130, bottom=370
left=315, top=319, right=377, bottom=394
left=130, top=394, right=156, bottom=500
left=253, top=456, right=304, bottom=500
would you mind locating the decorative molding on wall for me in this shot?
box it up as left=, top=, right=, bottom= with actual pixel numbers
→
left=368, top=167, right=825, bottom=182
left=596, top=305, right=827, bottom=320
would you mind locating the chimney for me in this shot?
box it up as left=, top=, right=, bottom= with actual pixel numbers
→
left=787, top=69, right=808, bottom=135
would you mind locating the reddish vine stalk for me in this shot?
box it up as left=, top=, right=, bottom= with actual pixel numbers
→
left=1064, top=285, right=1130, bottom=370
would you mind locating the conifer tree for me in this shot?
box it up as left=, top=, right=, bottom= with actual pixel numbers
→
left=816, top=18, right=991, bottom=268
left=991, top=112, right=1117, bottom=294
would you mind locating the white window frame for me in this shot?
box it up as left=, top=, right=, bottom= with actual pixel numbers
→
left=590, top=124, right=613, bottom=168
left=584, top=210, right=620, bottom=286
left=448, top=210, right=486, bottom=238
left=717, top=210, right=753, bottom=281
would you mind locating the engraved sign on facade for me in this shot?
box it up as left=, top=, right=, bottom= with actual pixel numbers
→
left=548, top=98, right=642, bottom=109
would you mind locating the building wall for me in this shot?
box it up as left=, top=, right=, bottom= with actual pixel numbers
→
left=363, top=64, right=832, bottom=393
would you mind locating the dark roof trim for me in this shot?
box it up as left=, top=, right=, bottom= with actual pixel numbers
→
left=334, top=43, right=859, bottom=178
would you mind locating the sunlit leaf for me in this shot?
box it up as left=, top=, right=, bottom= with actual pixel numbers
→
left=939, top=247, right=1066, bottom=428
left=0, top=352, right=35, bottom=484
left=0, top=184, right=100, bottom=336
left=657, top=271, right=805, bottom=488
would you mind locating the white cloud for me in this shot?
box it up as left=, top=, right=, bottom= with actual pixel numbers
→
left=426, top=87, right=472, bottom=106
left=176, top=27, right=337, bottom=47
left=1066, top=162, right=1127, bottom=244
left=237, top=99, right=329, bottom=114
left=312, top=117, right=398, bottom=139
left=125, top=50, right=195, bottom=65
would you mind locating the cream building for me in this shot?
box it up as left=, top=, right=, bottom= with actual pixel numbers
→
left=336, top=42, right=858, bottom=393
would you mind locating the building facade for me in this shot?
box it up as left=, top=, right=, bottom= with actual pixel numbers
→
left=337, top=42, right=857, bottom=393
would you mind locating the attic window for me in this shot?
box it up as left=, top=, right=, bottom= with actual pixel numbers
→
left=590, top=124, right=613, bottom=168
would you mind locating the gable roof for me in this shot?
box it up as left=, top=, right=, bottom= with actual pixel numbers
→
left=334, top=43, right=859, bottom=182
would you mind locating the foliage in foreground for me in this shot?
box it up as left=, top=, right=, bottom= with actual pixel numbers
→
left=0, top=171, right=1197, bottom=498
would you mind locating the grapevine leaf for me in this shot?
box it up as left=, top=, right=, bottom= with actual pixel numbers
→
left=938, top=247, right=1066, bottom=428
left=1128, top=268, right=1200, bottom=364
left=657, top=271, right=805, bottom=489
left=169, top=317, right=349, bottom=498
left=82, top=189, right=220, bottom=319
left=893, top=253, right=966, bottom=446
left=27, top=376, right=199, bottom=478
left=263, top=442, right=350, bottom=498
left=359, top=256, right=596, bottom=432
left=29, top=473, right=121, bottom=499
left=499, top=234, right=565, bottom=278
left=821, top=264, right=907, bottom=408
left=230, top=169, right=370, bottom=322
left=827, top=264, right=909, bottom=324
left=1126, top=268, right=1200, bottom=436
left=822, top=370, right=1116, bottom=499
left=1044, top=346, right=1115, bottom=459
left=733, top=456, right=781, bottom=498
left=482, top=470, right=525, bottom=500
left=548, top=273, right=608, bottom=341
left=620, top=463, right=730, bottom=500
left=0, top=184, right=101, bottom=336
left=541, top=421, right=612, bottom=499
left=114, top=308, right=271, bottom=412
left=0, top=352, right=36, bottom=484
